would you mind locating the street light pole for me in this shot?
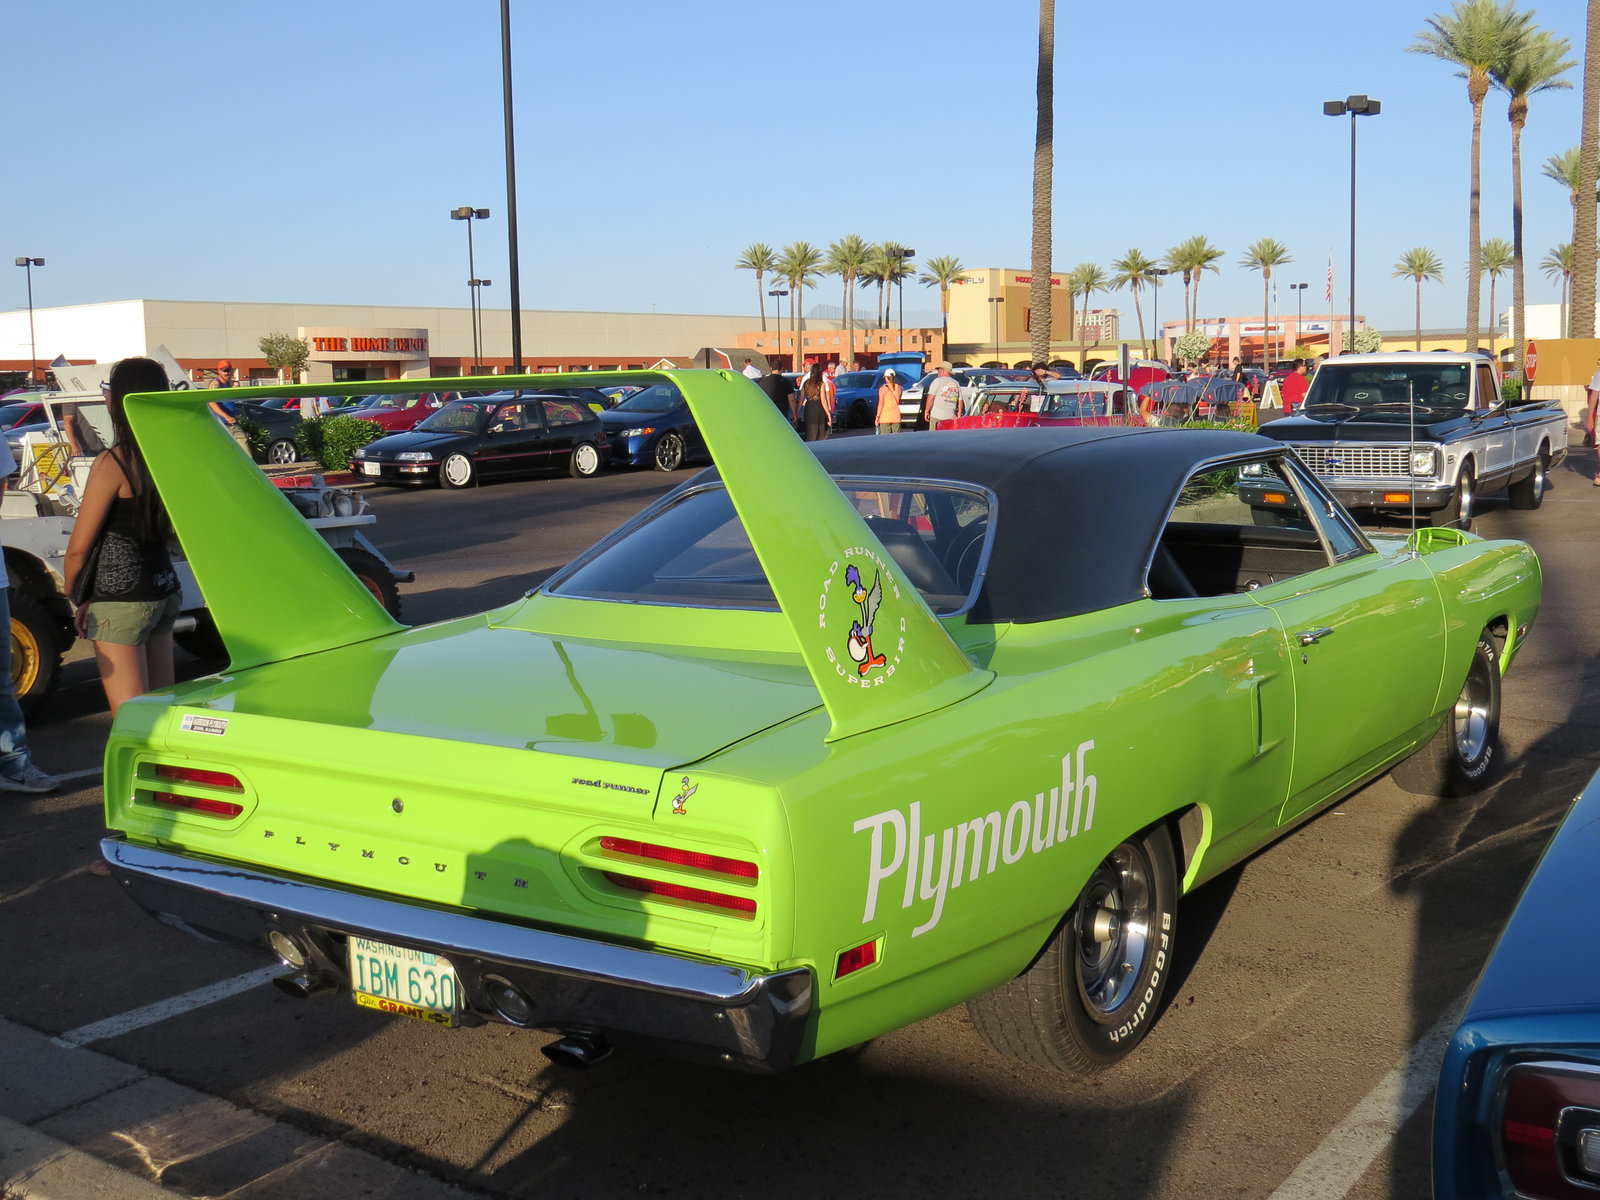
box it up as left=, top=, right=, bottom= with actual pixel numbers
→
left=451, top=207, right=490, bottom=371
left=988, top=296, right=1005, bottom=363
left=13, top=257, right=43, bottom=385
left=1290, top=282, right=1308, bottom=358
left=895, top=247, right=916, bottom=352
left=499, top=0, right=524, bottom=374
left=768, top=289, right=789, bottom=368
left=1324, top=94, right=1380, bottom=354
left=1149, top=267, right=1170, bottom=364
left=472, top=279, right=493, bottom=366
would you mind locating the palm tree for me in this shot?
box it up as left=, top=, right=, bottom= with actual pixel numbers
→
left=776, top=241, right=823, bottom=364
left=918, top=255, right=966, bottom=352
left=1240, top=238, right=1293, bottom=371
left=1166, top=236, right=1224, bottom=332
left=1067, top=263, right=1108, bottom=365
left=736, top=243, right=777, bottom=332
left=1394, top=247, right=1446, bottom=350
left=1493, top=28, right=1574, bottom=394
left=1030, top=0, right=1055, bottom=366
left=825, top=235, right=871, bottom=360
left=1574, top=0, right=1600, bottom=339
left=1480, top=237, right=1514, bottom=353
left=860, top=242, right=912, bottom=330
left=1540, top=242, right=1574, bottom=335
left=1543, top=145, right=1583, bottom=238
left=1410, top=1, right=1533, bottom=351
left=1110, top=249, right=1159, bottom=356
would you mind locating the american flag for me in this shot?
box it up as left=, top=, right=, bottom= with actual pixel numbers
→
left=1326, top=251, right=1334, bottom=302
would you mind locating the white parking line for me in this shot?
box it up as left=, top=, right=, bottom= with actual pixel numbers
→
left=52, top=965, right=283, bottom=1049
left=55, top=766, right=103, bottom=783
left=1267, top=992, right=1469, bottom=1200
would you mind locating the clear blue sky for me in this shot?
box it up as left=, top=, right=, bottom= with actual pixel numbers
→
left=2, top=0, right=1589, bottom=335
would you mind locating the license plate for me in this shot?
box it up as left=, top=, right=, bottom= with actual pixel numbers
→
left=360, top=461, right=380, bottom=476
left=348, top=936, right=460, bottom=1026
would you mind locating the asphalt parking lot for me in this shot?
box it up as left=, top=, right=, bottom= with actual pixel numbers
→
left=3, top=444, right=1597, bottom=1199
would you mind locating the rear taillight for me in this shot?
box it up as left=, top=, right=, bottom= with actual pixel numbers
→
left=149, top=792, right=244, bottom=819
left=598, top=837, right=758, bottom=918
left=835, top=939, right=878, bottom=979
left=153, top=764, right=244, bottom=791
left=141, top=764, right=246, bottom=819
left=1500, top=1061, right=1600, bottom=1198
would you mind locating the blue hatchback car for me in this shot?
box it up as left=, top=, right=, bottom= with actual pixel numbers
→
left=595, top=381, right=707, bottom=471
left=1433, top=765, right=1600, bottom=1198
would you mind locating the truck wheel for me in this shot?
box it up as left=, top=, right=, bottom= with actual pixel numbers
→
left=1428, top=464, right=1475, bottom=530
left=966, top=823, right=1177, bottom=1074
left=1506, top=447, right=1549, bottom=510
left=334, top=547, right=402, bottom=620
left=1393, top=631, right=1500, bottom=798
left=10, top=590, right=64, bottom=719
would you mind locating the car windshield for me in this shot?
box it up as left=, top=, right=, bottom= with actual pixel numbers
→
left=549, top=479, right=992, bottom=613
left=1302, top=363, right=1473, bottom=409
left=360, top=393, right=421, bottom=411
left=415, top=400, right=492, bottom=433
left=0, top=404, right=38, bottom=428
left=833, top=374, right=875, bottom=389
left=610, top=382, right=683, bottom=413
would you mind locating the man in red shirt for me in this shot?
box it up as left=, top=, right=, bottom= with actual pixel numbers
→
left=1281, top=359, right=1310, bottom=414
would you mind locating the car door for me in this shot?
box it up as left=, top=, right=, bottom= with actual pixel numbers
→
left=1242, top=459, right=1447, bottom=822
left=539, top=398, right=590, bottom=466
left=1471, top=363, right=1515, bottom=485
left=480, top=400, right=548, bottom=478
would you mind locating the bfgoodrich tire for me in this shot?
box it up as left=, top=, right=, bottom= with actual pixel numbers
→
left=966, top=823, right=1178, bottom=1075
left=9, top=589, right=63, bottom=719
left=1393, top=631, right=1501, bottom=798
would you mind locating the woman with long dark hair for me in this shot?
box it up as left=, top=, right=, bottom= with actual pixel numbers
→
left=799, top=362, right=833, bottom=442
left=64, top=357, right=181, bottom=717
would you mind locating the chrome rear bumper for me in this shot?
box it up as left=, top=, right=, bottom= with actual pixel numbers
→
left=102, top=838, right=814, bottom=1071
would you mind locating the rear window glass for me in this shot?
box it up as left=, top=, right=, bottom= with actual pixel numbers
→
left=541, top=399, right=589, bottom=426
left=548, top=479, right=993, bottom=613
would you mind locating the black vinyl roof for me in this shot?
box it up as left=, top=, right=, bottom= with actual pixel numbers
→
left=804, top=427, right=1274, bottom=623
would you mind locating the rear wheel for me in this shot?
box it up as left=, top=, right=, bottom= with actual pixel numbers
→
left=653, top=433, right=684, bottom=472
left=265, top=438, right=298, bottom=465
left=1393, top=632, right=1501, bottom=798
left=334, top=546, right=401, bottom=620
left=569, top=441, right=601, bottom=478
left=439, top=452, right=475, bottom=489
left=9, top=589, right=63, bottom=719
left=1506, top=447, right=1549, bottom=510
left=966, top=823, right=1178, bottom=1074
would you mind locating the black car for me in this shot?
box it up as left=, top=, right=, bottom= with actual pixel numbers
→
left=230, top=400, right=303, bottom=464
left=349, top=393, right=607, bottom=488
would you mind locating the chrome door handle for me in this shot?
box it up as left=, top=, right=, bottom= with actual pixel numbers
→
left=1297, top=627, right=1334, bottom=646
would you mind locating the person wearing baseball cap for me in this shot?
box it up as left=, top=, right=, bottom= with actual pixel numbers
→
left=208, top=360, right=234, bottom=389
left=923, top=362, right=961, bottom=427
left=877, top=369, right=903, bottom=435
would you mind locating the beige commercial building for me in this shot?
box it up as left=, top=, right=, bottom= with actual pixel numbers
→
left=0, top=298, right=760, bottom=385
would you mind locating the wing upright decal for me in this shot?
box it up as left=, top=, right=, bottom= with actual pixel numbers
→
left=665, top=369, right=991, bottom=741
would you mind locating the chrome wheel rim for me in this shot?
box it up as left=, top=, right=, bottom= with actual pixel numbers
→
left=442, top=455, right=471, bottom=486
left=1075, top=842, right=1154, bottom=1019
left=1454, top=651, right=1494, bottom=765
left=573, top=444, right=599, bottom=475
left=1531, top=457, right=1547, bottom=501
left=1458, top=473, right=1475, bottom=523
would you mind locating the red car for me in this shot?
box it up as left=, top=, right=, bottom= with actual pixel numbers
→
left=348, top=392, right=456, bottom=432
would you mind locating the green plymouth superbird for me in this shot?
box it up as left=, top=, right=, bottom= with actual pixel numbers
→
left=102, top=370, right=1541, bottom=1075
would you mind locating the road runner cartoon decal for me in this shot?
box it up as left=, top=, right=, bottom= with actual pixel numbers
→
left=854, top=741, right=1097, bottom=936
left=844, top=564, right=887, bottom=676
left=819, top=546, right=908, bottom=690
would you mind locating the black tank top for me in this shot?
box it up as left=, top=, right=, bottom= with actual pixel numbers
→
left=88, top=493, right=179, bottom=603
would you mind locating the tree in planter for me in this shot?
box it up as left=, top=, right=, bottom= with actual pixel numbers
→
left=1172, top=329, right=1213, bottom=366
left=295, top=414, right=382, bottom=472
left=258, top=332, right=310, bottom=383
left=1340, top=327, right=1385, bottom=353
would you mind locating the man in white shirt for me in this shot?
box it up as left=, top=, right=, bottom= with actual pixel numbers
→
left=741, top=358, right=763, bottom=381
left=923, top=362, right=962, bottom=427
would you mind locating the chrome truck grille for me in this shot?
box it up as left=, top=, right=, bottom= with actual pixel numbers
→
left=1289, top=444, right=1412, bottom=477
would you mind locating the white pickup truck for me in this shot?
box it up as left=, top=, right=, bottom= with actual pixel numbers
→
left=1255, top=352, right=1568, bottom=526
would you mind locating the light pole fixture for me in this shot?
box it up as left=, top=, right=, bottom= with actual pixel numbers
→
left=895, top=247, right=916, bottom=352
left=768, top=289, right=790, bottom=368
left=471, top=279, right=493, bottom=371
left=1149, top=267, right=1171, bottom=363
left=1323, top=94, right=1380, bottom=353
left=987, top=296, right=1005, bottom=363
left=450, top=207, right=490, bottom=370
left=1290, top=282, right=1308, bottom=358
left=499, top=0, right=524, bottom=373
left=14, top=257, right=43, bottom=385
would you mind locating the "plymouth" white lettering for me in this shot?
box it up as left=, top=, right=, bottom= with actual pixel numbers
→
left=853, top=740, right=1097, bottom=936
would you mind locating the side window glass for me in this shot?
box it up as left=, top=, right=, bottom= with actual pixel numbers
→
left=490, top=404, right=525, bottom=432
left=1477, top=366, right=1499, bottom=407
left=542, top=399, right=586, bottom=427
left=1282, top=458, right=1370, bottom=561
left=1150, top=457, right=1332, bottom=599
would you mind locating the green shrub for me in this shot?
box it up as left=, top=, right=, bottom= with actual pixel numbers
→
left=295, top=414, right=381, bottom=471
left=236, top=415, right=271, bottom=461
left=1501, top=373, right=1523, bottom=404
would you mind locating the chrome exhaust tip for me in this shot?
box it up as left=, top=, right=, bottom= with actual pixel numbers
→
left=541, top=1034, right=613, bottom=1070
left=272, top=971, right=338, bottom=1000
